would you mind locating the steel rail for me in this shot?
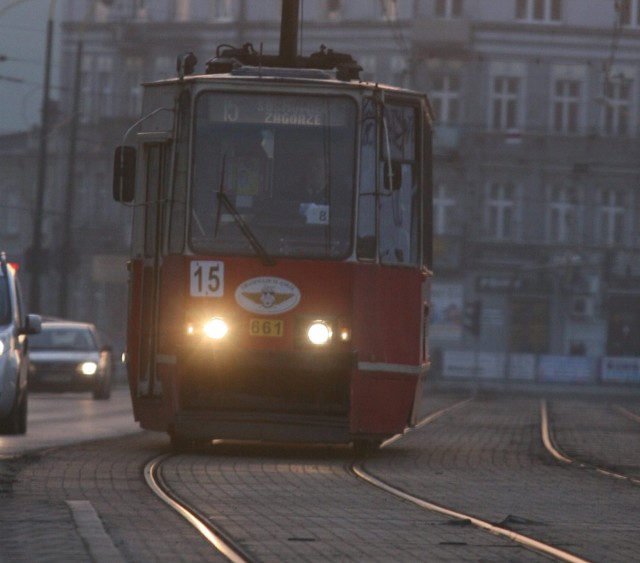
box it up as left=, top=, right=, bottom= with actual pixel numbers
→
left=353, top=398, right=592, bottom=563
left=541, top=399, right=640, bottom=485
left=144, top=453, right=253, bottom=563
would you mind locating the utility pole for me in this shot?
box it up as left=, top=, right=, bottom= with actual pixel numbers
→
left=29, top=0, right=58, bottom=313
left=58, top=35, right=83, bottom=317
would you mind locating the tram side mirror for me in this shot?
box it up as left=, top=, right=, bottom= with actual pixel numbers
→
left=383, top=161, right=402, bottom=191
left=113, top=145, right=136, bottom=203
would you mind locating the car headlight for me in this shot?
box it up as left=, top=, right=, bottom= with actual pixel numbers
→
left=307, top=321, right=332, bottom=346
left=203, top=317, right=228, bottom=340
left=80, top=361, right=98, bottom=376
left=0, top=336, right=5, bottom=356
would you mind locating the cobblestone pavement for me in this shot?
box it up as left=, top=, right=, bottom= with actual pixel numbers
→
left=364, top=393, right=640, bottom=563
left=0, top=390, right=638, bottom=562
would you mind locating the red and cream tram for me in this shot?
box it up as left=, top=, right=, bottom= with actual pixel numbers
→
left=113, top=2, right=433, bottom=450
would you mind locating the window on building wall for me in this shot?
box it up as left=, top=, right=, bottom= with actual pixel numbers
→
left=434, top=182, right=457, bottom=235
left=485, top=181, right=516, bottom=240
left=327, top=0, right=343, bottom=21
left=491, top=76, right=520, bottom=130
left=435, top=0, right=463, bottom=18
left=135, top=0, right=147, bottom=20
left=602, top=76, right=633, bottom=136
left=516, top=0, right=562, bottom=22
left=125, top=56, right=143, bottom=117
left=80, top=56, right=92, bottom=124
left=212, top=0, right=232, bottom=21
left=552, top=79, right=581, bottom=133
left=154, top=56, right=174, bottom=81
left=431, top=73, right=460, bottom=124
left=95, top=172, right=109, bottom=224
left=547, top=185, right=579, bottom=243
left=618, top=0, right=640, bottom=27
left=380, top=0, right=398, bottom=21
left=359, top=55, right=377, bottom=82
left=96, top=56, right=113, bottom=119
left=390, top=56, right=407, bottom=87
left=80, top=55, right=113, bottom=123
left=75, top=171, right=88, bottom=219
left=598, top=187, right=626, bottom=246
left=0, top=190, right=20, bottom=236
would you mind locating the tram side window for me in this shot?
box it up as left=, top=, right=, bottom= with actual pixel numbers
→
left=379, top=103, right=419, bottom=266
left=168, top=91, right=190, bottom=253
left=144, top=145, right=168, bottom=258
left=356, top=98, right=377, bottom=260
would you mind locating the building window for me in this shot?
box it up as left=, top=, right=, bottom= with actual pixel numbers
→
left=124, top=56, right=143, bottom=117
left=80, top=56, right=92, bottom=123
left=380, top=0, right=398, bottom=21
left=547, top=185, right=579, bottom=243
left=552, top=79, right=581, bottom=134
left=154, top=56, right=174, bottom=81
left=431, top=73, right=460, bottom=124
left=327, top=0, right=343, bottom=21
left=80, top=55, right=112, bottom=123
left=485, top=181, right=516, bottom=240
left=435, top=0, right=463, bottom=18
left=96, top=56, right=113, bottom=119
left=0, top=190, right=20, bottom=236
left=618, top=0, right=640, bottom=27
left=598, top=187, right=626, bottom=246
left=516, top=0, right=562, bottom=22
left=602, top=76, right=633, bottom=136
left=491, top=76, right=521, bottom=131
left=434, top=182, right=457, bottom=235
left=359, top=55, right=377, bottom=82
left=390, top=55, right=407, bottom=87
left=211, top=0, right=232, bottom=21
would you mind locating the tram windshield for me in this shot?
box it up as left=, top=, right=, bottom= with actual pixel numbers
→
left=191, top=93, right=357, bottom=259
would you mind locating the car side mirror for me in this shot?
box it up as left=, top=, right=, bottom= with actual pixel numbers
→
left=21, top=314, right=42, bottom=335
left=113, top=145, right=136, bottom=203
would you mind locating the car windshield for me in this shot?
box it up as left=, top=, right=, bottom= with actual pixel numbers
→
left=190, top=92, right=357, bottom=259
left=0, top=272, right=10, bottom=326
left=29, top=326, right=97, bottom=351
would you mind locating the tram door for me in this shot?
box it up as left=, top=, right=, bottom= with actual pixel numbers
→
left=357, top=95, right=431, bottom=362
left=137, top=142, right=169, bottom=398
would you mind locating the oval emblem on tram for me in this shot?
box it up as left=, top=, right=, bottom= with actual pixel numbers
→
left=235, top=277, right=301, bottom=315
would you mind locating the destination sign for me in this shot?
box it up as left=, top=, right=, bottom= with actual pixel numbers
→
left=201, top=94, right=351, bottom=127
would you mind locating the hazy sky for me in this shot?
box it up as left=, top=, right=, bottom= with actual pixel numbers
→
left=0, top=1, right=62, bottom=135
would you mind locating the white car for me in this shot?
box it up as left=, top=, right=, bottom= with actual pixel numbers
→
left=0, top=254, right=42, bottom=435
left=28, top=320, right=114, bottom=400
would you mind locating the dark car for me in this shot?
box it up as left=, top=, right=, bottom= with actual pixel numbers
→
left=28, top=320, right=113, bottom=400
left=0, top=253, right=42, bottom=434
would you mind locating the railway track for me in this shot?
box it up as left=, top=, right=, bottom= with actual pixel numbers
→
left=145, top=452, right=252, bottom=563
left=144, top=395, right=639, bottom=562
left=541, top=399, right=640, bottom=485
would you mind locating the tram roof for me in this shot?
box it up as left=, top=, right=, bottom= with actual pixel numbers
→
left=143, top=66, right=428, bottom=100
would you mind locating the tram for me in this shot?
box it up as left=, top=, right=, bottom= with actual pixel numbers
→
left=113, top=0, right=433, bottom=450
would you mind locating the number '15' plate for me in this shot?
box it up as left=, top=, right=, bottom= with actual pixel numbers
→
left=249, top=319, right=283, bottom=337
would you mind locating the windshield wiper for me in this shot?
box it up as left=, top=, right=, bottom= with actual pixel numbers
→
left=214, top=157, right=275, bottom=267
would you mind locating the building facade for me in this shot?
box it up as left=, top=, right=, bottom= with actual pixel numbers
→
left=2, top=0, right=640, bottom=374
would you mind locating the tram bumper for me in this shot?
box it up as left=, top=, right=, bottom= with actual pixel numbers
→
left=173, top=349, right=356, bottom=444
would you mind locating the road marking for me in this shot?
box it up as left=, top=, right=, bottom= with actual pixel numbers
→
left=66, top=500, right=125, bottom=563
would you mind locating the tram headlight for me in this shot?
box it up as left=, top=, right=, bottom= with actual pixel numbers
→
left=203, top=317, right=228, bottom=340
left=307, top=321, right=332, bottom=346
